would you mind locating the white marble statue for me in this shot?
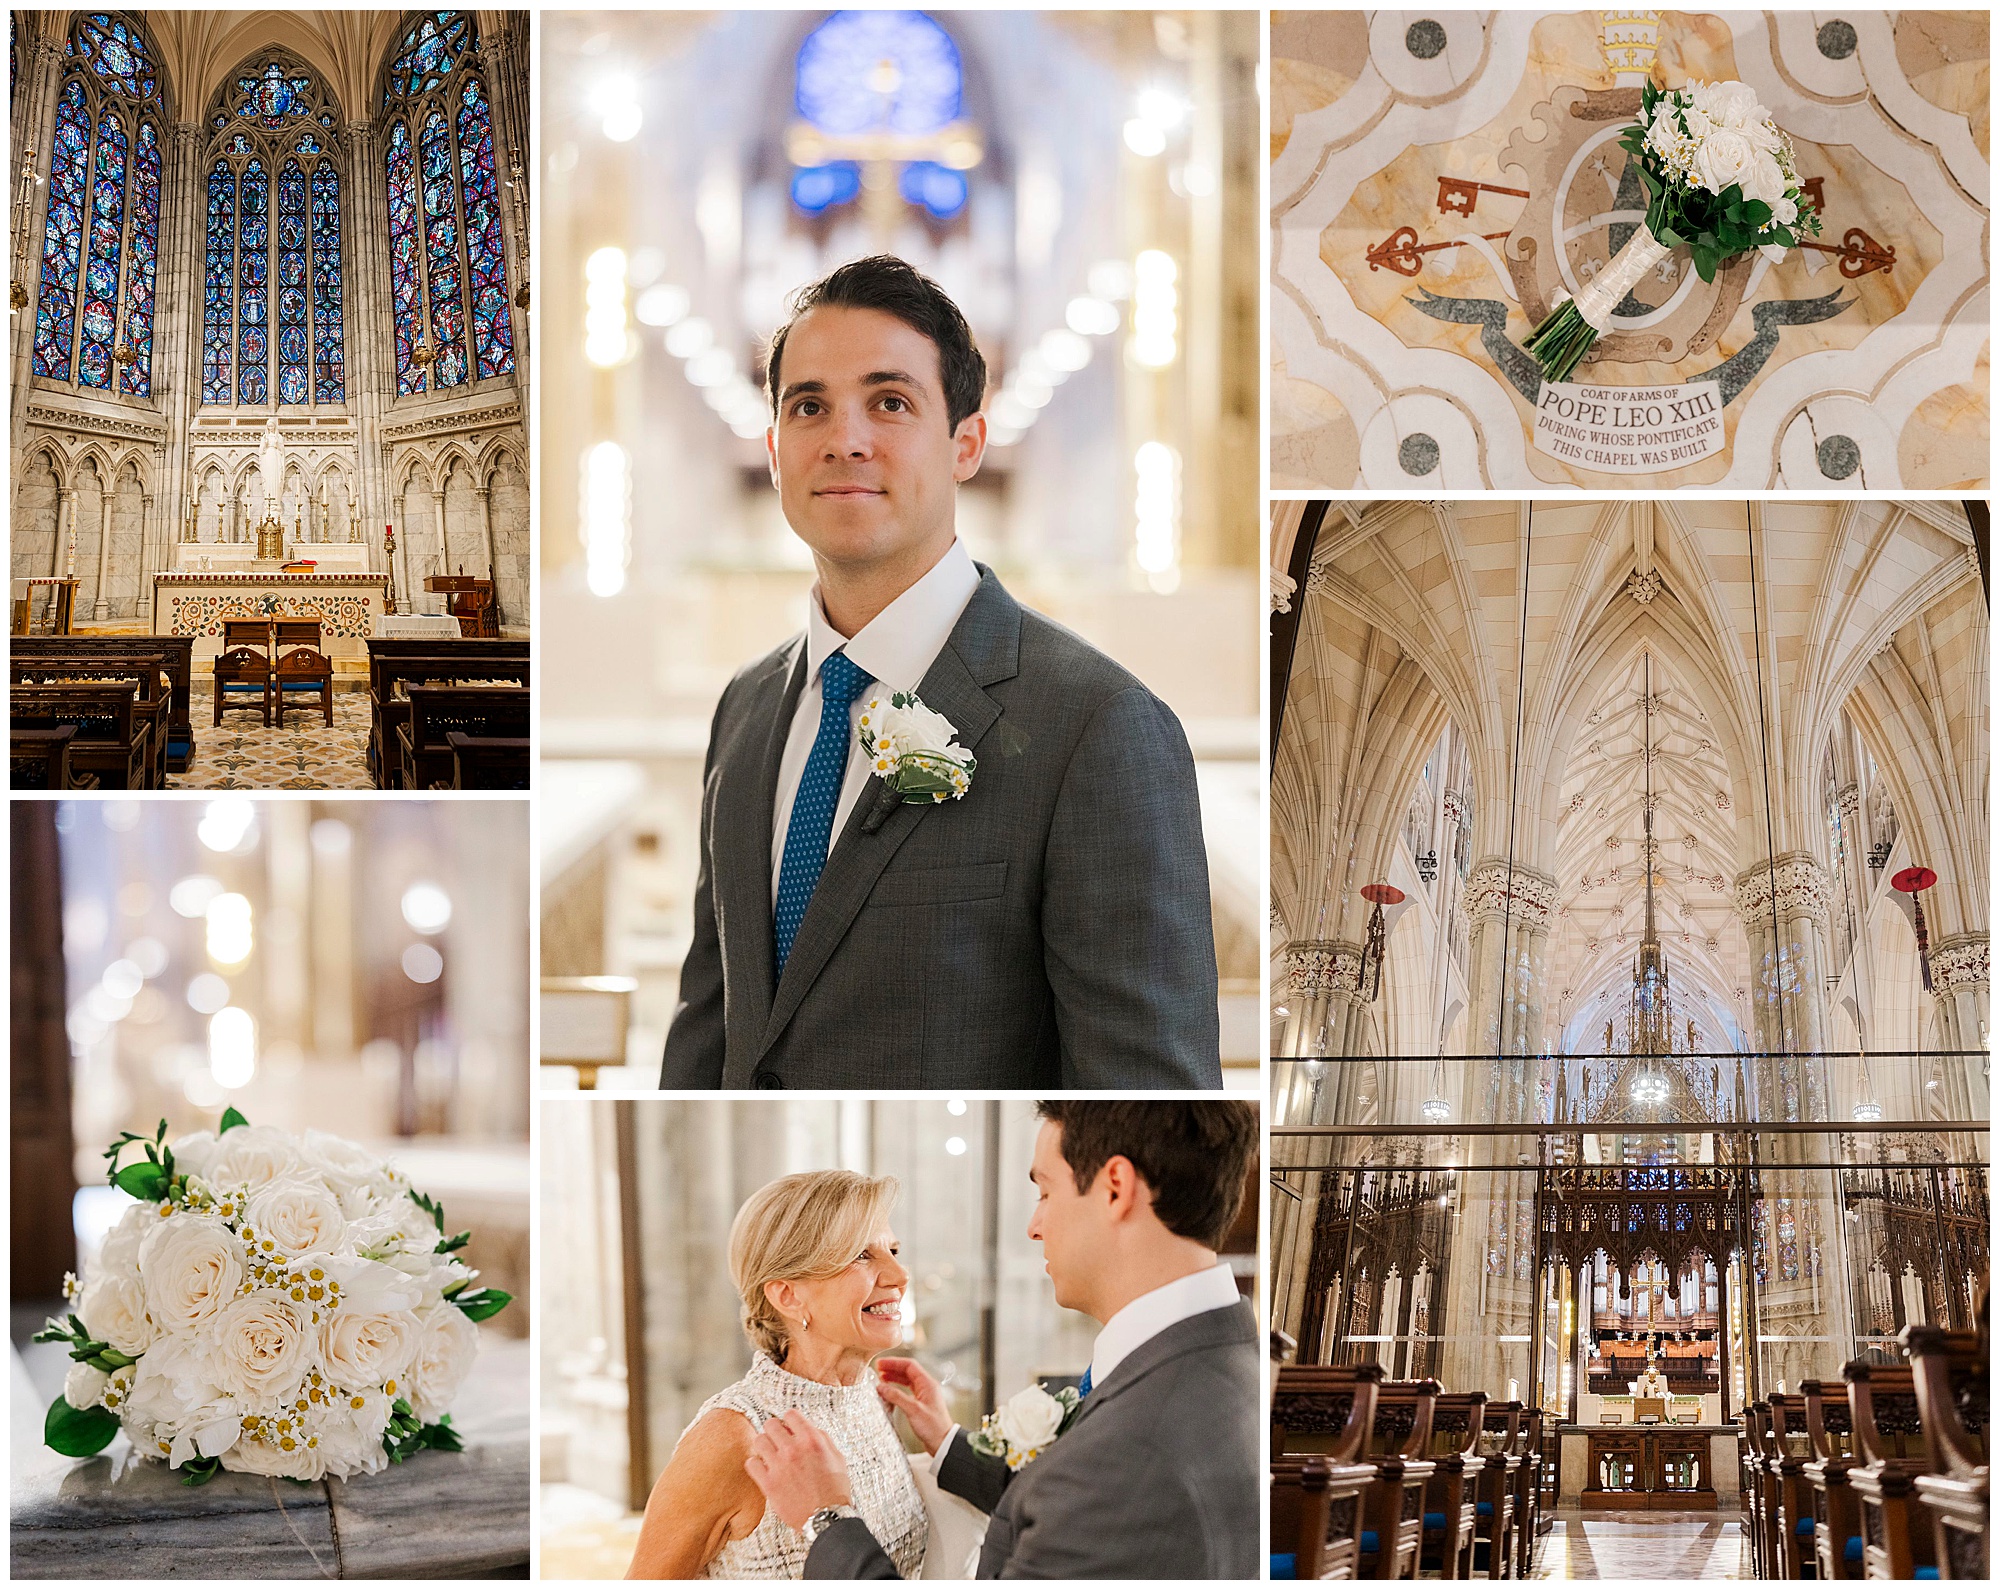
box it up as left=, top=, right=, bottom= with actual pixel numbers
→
left=258, top=416, right=285, bottom=513
left=1630, top=1359, right=1670, bottom=1400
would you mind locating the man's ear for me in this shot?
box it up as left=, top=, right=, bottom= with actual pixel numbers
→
left=764, top=422, right=780, bottom=488
left=952, top=411, right=988, bottom=483
left=1097, top=1154, right=1150, bottom=1222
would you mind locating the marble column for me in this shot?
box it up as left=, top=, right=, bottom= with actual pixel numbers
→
left=1281, top=939, right=1364, bottom=1056
left=342, top=121, right=390, bottom=577
left=154, top=121, right=204, bottom=610
left=1463, top=860, right=1557, bottom=1057
left=475, top=479, right=496, bottom=577
left=10, top=35, right=65, bottom=468
left=1735, top=852, right=1833, bottom=1114
left=91, top=486, right=113, bottom=619
left=433, top=480, right=450, bottom=581
left=47, top=487, right=71, bottom=579
left=1929, top=934, right=1989, bottom=1120
left=138, top=491, right=154, bottom=618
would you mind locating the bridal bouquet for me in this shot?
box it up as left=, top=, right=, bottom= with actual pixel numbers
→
left=966, top=1382, right=1082, bottom=1471
left=34, top=1111, right=511, bottom=1485
left=858, top=690, right=976, bottom=805
left=1524, top=79, right=1821, bottom=381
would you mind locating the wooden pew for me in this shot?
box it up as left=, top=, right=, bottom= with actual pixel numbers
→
left=1846, top=1360, right=1938, bottom=1580
left=1768, top=1392, right=1820, bottom=1577
left=1271, top=1364, right=1381, bottom=1581
left=11, top=635, right=196, bottom=773
left=446, top=731, right=530, bottom=789
left=1516, top=1407, right=1547, bottom=1577
left=11, top=725, right=79, bottom=790
left=1420, top=1391, right=1488, bottom=1580
left=1803, top=1377, right=1866, bottom=1581
left=10, top=682, right=151, bottom=789
left=1473, top=1399, right=1523, bottom=1581
left=12, top=650, right=171, bottom=788
left=1902, top=1325, right=1988, bottom=1580
left=1743, top=1402, right=1779, bottom=1581
left=1356, top=1379, right=1440, bottom=1581
left=397, top=684, right=530, bottom=790
left=365, top=638, right=529, bottom=788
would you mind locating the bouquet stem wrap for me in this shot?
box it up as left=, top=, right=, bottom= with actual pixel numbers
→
left=1524, top=228, right=1673, bottom=382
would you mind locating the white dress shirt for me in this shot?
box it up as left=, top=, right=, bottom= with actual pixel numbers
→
left=933, top=1261, right=1240, bottom=1474
left=769, top=538, right=980, bottom=906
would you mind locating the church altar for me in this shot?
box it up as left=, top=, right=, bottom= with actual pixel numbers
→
left=153, top=572, right=392, bottom=665
left=171, top=541, right=371, bottom=575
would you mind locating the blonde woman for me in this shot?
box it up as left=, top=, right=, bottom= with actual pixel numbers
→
left=627, top=1170, right=929, bottom=1580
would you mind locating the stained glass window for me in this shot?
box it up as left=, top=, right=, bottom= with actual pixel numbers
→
left=203, top=163, right=236, bottom=402
left=312, top=165, right=346, bottom=402
left=119, top=120, right=160, bottom=397
left=387, top=119, right=424, bottom=396
left=199, top=50, right=345, bottom=407
left=32, top=81, right=90, bottom=380
left=237, top=158, right=269, bottom=404
left=36, top=17, right=161, bottom=395
left=385, top=12, right=472, bottom=103
left=384, top=16, right=516, bottom=395
left=73, top=13, right=158, bottom=100
left=458, top=77, right=513, bottom=380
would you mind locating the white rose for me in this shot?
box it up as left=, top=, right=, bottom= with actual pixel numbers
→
left=169, top=1130, right=220, bottom=1178
left=310, top=1391, right=394, bottom=1478
left=121, top=1334, right=240, bottom=1466
left=1690, top=129, right=1757, bottom=197
left=244, top=1175, right=347, bottom=1258
left=97, top=1202, right=152, bottom=1281
left=139, top=1216, right=245, bottom=1335
left=225, top=1430, right=325, bottom=1481
left=65, top=1361, right=110, bottom=1410
left=302, top=1130, right=396, bottom=1213
left=209, top=1294, right=312, bottom=1407
left=863, top=695, right=966, bottom=759
left=203, top=1124, right=304, bottom=1191
left=994, top=1384, right=1065, bottom=1456
left=320, top=1306, right=420, bottom=1395
left=1690, top=79, right=1763, bottom=130
left=1772, top=194, right=1798, bottom=227
left=1738, top=152, right=1788, bottom=206
left=405, top=1301, right=480, bottom=1423
left=78, top=1273, right=155, bottom=1357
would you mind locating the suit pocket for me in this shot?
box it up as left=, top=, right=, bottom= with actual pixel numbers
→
left=867, top=859, right=1008, bottom=909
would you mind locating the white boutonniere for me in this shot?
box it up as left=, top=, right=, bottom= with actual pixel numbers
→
left=966, top=1383, right=1082, bottom=1471
left=856, top=691, right=976, bottom=805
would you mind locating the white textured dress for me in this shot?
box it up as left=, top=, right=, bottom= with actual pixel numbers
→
left=687, top=1352, right=928, bottom=1580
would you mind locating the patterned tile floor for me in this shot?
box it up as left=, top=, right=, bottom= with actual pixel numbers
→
left=174, top=689, right=374, bottom=789
left=1532, top=1509, right=1751, bottom=1580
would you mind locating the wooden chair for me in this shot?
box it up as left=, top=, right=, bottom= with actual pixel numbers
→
left=396, top=684, right=529, bottom=790
left=270, top=619, right=333, bottom=728
left=1272, top=1365, right=1381, bottom=1581
left=10, top=724, right=79, bottom=789
left=212, top=644, right=271, bottom=727
left=11, top=681, right=150, bottom=788
left=1419, top=1392, right=1488, bottom=1580
left=1846, top=1361, right=1937, bottom=1580
left=1902, top=1325, right=1988, bottom=1580
left=446, top=730, right=529, bottom=789
left=1769, top=1392, right=1819, bottom=1578
left=1803, top=1378, right=1866, bottom=1581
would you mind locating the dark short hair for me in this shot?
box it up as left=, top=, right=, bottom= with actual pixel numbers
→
left=1035, top=1101, right=1258, bottom=1250
left=765, top=254, right=988, bottom=432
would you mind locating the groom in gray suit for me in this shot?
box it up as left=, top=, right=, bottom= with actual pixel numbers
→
left=660, top=256, right=1220, bottom=1091
left=745, top=1101, right=1260, bottom=1579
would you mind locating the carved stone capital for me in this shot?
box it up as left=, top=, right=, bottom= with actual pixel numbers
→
left=1734, top=853, right=1831, bottom=927
left=1931, top=935, right=1989, bottom=993
left=1269, top=565, right=1296, bottom=615
left=1836, top=782, right=1860, bottom=819
left=1287, top=939, right=1363, bottom=996
left=1464, top=861, right=1557, bottom=930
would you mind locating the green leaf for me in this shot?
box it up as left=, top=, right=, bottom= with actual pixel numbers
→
left=411, top=1190, right=446, bottom=1234
left=44, top=1395, right=120, bottom=1457
left=452, top=1287, right=513, bottom=1322
left=179, top=1455, right=224, bottom=1487
left=219, top=1106, right=249, bottom=1134
left=112, top=1161, right=169, bottom=1202
left=437, top=1230, right=472, bottom=1255
left=1740, top=199, right=1771, bottom=227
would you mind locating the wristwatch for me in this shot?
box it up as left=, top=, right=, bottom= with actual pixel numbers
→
left=801, top=1504, right=861, bottom=1545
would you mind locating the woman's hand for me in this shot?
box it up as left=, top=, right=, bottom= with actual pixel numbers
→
left=744, top=1410, right=853, bottom=1531
left=874, top=1356, right=952, bottom=1454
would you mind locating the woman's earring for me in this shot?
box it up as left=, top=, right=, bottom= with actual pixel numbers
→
left=801, top=1312, right=811, bottom=1335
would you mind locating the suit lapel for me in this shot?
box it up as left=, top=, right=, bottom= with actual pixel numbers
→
left=717, top=640, right=805, bottom=1043
left=757, top=573, right=1021, bottom=1058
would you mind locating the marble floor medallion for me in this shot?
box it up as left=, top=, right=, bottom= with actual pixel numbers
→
left=1272, top=11, right=1989, bottom=488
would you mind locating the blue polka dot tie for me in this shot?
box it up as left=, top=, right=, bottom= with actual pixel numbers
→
left=774, top=650, right=872, bottom=976
left=1078, top=1366, right=1093, bottom=1399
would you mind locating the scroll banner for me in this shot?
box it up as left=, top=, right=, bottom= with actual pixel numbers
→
left=1533, top=380, right=1724, bottom=472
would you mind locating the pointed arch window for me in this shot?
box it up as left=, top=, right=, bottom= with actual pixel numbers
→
left=201, top=53, right=346, bottom=406
left=31, top=13, right=163, bottom=395
left=382, top=10, right=515, bottom=396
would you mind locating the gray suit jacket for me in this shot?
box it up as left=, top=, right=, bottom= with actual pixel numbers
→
left=660, top=567, right=1221, bottom=1089
left=803, top=1300, right=1260, bottom=1579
